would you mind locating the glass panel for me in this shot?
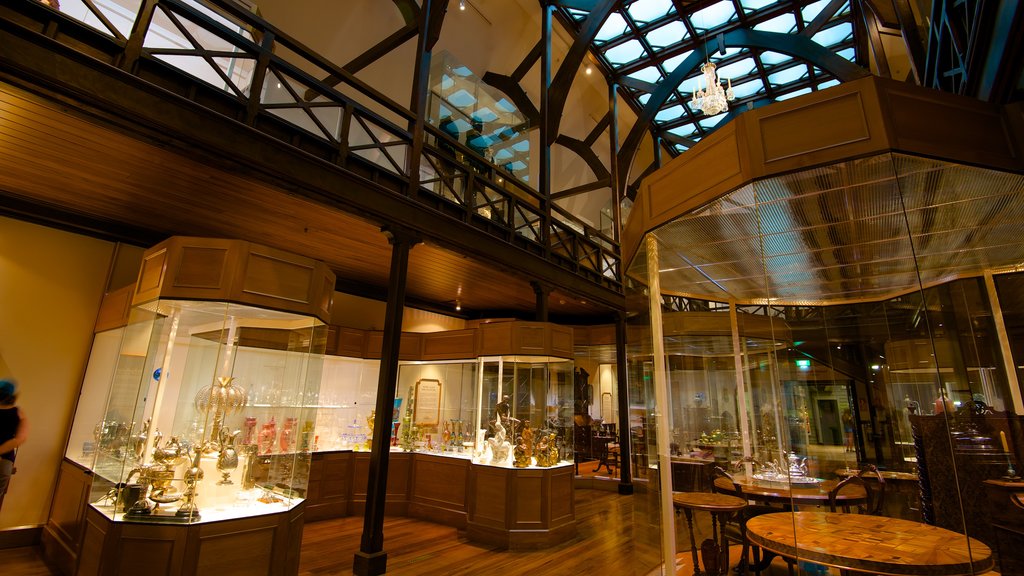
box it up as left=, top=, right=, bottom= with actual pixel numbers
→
left=644, top=21, right=689, bottom=49
left=595, top=12, right=630, bottom=42
left=628, top=66, right=664, bottom=83
left=632, top=153, right=1013, bottom=573
left=394, top=361, right=478, bottom=453
left=628, top=0, right=675, bottom=23
left=753, top=13, right=797, bottom=34
left=690, top=0, right=738, bottom=31
left=85, top=300, right=326, bottom=525
left=604, top=40, right=647, bottom=66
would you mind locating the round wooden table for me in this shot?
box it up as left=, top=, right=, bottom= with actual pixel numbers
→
left=745, top=511, right=994, bottom=575
left=713, top=474, right=866, bottom=508
left=672, top=492, right=747, bottom=576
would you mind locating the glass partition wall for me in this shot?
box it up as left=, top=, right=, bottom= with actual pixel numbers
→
left=627, top=154, right=1024, bottom=575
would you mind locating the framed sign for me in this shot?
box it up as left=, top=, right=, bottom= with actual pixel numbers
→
left=414, top=379, right=441, bottom=426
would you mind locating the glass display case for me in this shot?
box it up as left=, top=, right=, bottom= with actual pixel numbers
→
left=85, top=298, right=327, bottom=524
left=476, top=355, right=574, bottom=468
left=390, top=355, right=575, bottom=468
left=314, top=355, right=380, bottom=452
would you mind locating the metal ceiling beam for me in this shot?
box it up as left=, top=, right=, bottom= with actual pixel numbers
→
left=552, top=178, right=611, bottom=200
left=546, top=0, right=621, bottom=143
left=480, top=72, right=540, bottom=124
left=391, top=0, right=419, bottom=25
left=555, top=134, right=611, bottom=182
left=616, top=28, right=869, bottom=194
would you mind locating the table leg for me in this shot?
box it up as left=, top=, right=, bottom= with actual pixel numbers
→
left=683, top=508, right=701, bottom=576
left=715, top=512, right=730, bottom=575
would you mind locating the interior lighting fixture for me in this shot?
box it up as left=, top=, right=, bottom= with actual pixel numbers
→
left=585, top=64, right=592, bottom=75
left=455, top=300, right=462, bottom=311
left=459, top=0, right=465, bottom=10
left=690, top=61, right=734, bottom=116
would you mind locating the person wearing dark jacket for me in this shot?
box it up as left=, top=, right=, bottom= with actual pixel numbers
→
left=0, top=379, right=28, bottom=511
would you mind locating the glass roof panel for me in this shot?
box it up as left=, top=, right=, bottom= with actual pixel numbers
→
left=760, top=51, right=794, bottom=66
left=628, top=66, right=663, bottom=83
left=730, top=79, right=765, bottom=99
left=663, top=51, right=694, bottom=73
left=753, top=13, right=797, bottom=34
left=604, top=39, right=647, bottom=65
left=690, top=1, right=737, bottom=32
left=556, top=0, right=862, bottom=159
left=818, top=79, right=840, bottom=89
left=740, top=0, right=779, bottom=13
left=698, top=115, right=728, bottom=129
left=836, top=47, right=856, bottom=62
left=627, top=0, right=675, bottom=24
left=716, top=57, right=757, bottom=80
left=645, top=21, right=690, bottom=49
left=655, top=104, right=686, bottom=122
left=595, top=12, right=630, bottom=43
left=768, top=65, right=808, bottom=86
left=812, top=22, right=853, bottom=48
left=802, top=0, right=850, bottom=25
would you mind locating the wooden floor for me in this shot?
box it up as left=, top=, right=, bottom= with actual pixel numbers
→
left=0, top=489, right=639, bottom=576
left=0, top=488, right=1003, bottom=575
left=300, top=488, right=636, bottom=575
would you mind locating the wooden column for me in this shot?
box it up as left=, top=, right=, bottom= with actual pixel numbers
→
left=609, top=81, right=621, bottom=243
left=539, top=0, right=553, bottom=255
left=353, top=227, right=420, bottom=576
left=531, top=280, right=551, bottom=322
left=615, top=311, right=633, bottom=494
left=406, top=0, right=442, bottom=192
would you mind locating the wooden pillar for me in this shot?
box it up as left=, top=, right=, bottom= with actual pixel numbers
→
left=609, top=81, right=621, bottom=243
left=353, top=227, right=420, bottom=576
left=406, top=0, right=436, bottom=192
left=531, top=280, right=551, bottom=322
left=539, top=1, right=553, bottom=255
left=615, top=311, right=633, bottom=494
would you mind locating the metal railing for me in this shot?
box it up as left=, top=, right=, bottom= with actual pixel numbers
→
left=7, top=0, right=620, bottom=291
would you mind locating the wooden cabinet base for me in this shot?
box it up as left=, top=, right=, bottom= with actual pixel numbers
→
left=75, top=503, right=305, bottom=576
left=466, top=464, right=576, bottom=550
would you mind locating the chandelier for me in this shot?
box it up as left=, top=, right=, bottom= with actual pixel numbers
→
left=691, top=61, right=734, bottom=116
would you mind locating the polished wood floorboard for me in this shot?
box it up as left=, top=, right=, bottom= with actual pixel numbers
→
left=0, top=486, right=1003, bottom=575
left=300, top=489, right=636, bottom=575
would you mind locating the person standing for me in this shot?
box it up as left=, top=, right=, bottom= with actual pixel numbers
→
left=0, top=379, right=28, bottom=512
left=842, top=408, right=855, bottom=452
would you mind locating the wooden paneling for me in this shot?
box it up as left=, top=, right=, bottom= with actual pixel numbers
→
left=466, top=463, right=576, bottom=549
left=755, top=90, right=874, bottom=168
left=195, top=521, right=276, bottom=576
left=74, top=504, right=304, bottom=576
left=350, top=452, right=411, bottom=516
left=42, top=460, right=92, bottom=576
left=408, top=454, right=469, bottom=527
left=117, top=524, right=186, bottom=576
left=131, top=237, right=336, bottom=323
left=93, top=286, right=133, bottom=332
left=477, top=321, right=574, bottom=358
left=305, top=452, right=352, bottom=522
left=420, top=329, right=477, bottom=360
left=334, top=327, right=367, bottom=358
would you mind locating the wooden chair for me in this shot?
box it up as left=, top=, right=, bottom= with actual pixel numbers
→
left=710, top=466, right=771, bottom=575
left=828, top=464, right=886, bottom=515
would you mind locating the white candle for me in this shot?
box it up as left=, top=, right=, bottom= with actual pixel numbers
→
left=1002, top=431, right=1009, bottom=453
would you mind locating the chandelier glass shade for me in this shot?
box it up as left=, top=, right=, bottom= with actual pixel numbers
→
left=691, top=61, right=735, bottom=116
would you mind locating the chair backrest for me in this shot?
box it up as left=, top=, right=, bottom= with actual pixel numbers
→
left=829, top=464, right=886, bottom=514
left=711, top=465, right=743, bottom=496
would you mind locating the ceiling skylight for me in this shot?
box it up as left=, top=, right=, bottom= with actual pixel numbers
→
left=555, top=0, right=863, bottom=157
